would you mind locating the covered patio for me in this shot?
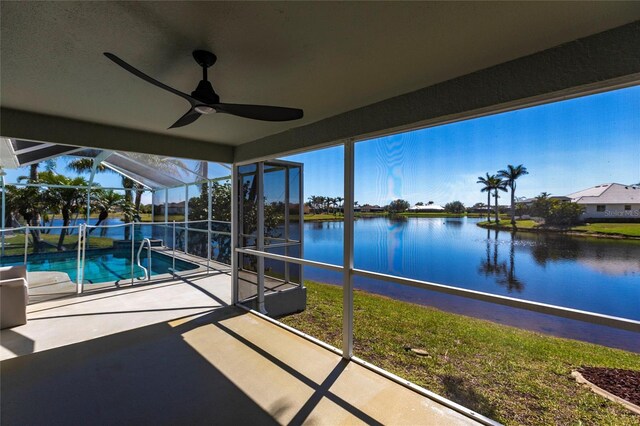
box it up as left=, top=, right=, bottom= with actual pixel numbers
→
left=1, top=272, right=481, bottom=425
left=2, top=2, right=640, bottom=425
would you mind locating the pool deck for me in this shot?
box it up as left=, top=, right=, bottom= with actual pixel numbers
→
left=1, top=268, right=486, bottom=425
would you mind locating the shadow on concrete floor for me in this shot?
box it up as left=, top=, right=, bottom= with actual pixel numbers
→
left=1, top=307, right=385, bottom=426
left=1, top=308, right=279, bottom=426
left=0, top=329, right=35, bottom=357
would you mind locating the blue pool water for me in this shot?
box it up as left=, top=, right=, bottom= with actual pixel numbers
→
left=1, top=249, right=198, bottom=284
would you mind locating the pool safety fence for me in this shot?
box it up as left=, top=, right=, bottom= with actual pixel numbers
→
left=0, top=219, right=232, bottom=294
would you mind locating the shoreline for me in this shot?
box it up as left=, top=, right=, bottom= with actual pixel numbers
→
left=476, top=221, right=640, bottom=241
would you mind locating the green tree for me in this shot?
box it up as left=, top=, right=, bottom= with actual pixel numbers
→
left=90, top=189, right=125, bottom=234
left=387, top=199, right=410, bottom=213
left=545, top=200, right=584, bottom=227
left=188, top=181, right=233, bottom=263
left=68, top=155, right=186, bottom=239
left=67, top=158, right=137, bottom=238
left=335, top=196, right=344, bottom=214
left=37, top=171, right=88, bottom=250
left=4, top=184, right=52, bottom=252
left=497, top=164, right=529, bottom=226
left=530, top=192, right=552, bottom=218
left=444, top=201, right=465, bottom=214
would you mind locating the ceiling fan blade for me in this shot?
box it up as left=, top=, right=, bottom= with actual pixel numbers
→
left=104, top=52, right=197, bottom=106
left=168, top=109, right=201, bottom=129
left=214, top=103, right=303, bottom=122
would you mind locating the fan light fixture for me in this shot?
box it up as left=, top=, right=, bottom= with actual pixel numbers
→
left=195, top=105, right=215, bottom=115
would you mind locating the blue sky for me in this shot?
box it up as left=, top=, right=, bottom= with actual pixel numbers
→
left=3, top=85, right=639, bottom=208
left=284, top=85, right=640, bottom=206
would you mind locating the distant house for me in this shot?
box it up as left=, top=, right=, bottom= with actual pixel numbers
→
left=566, top=183, right=640, bottom=219
left=408, top=201, right=444, bottom=212
left=360, top=204, right=384, bottom=213
left=520, top=196, right=571, bottom=206
left=155, top=202, right=185, bottom=215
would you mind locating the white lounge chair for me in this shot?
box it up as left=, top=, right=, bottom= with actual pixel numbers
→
left=0, top=265, right=29, bottom=329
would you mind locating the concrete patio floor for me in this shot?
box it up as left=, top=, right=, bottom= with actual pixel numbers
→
left=1, top=272, right=483, bottom=425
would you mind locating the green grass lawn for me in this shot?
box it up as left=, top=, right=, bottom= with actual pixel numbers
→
left=303, top=213, right=344, bottom=221
left=280, top=281, right=640, bottom=425
left=572, top=222, right=640, bottom=237
left=479, top=220, right=640, bottom=238
left=136, top=213, right=185, bottom=222
left=2, top=233, right=114, bottom=256
left=295, top=212, right=498, bottom=221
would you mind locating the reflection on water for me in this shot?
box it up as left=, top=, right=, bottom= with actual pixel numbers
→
left=302, top=217, right=640, bottom=352
left=479, top=229, right=523, bottom=293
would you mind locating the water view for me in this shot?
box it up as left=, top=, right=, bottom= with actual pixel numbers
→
left=302, top=217, right=640, bottom=352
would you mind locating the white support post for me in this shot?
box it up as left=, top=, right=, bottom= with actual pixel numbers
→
left=86, top=188, right=91, bottom=223
left=77, top=224, right=82, bottom=293
left=130, top=222, right=135, bottom=285
left=207, top=180, right=212, bottom=274
left=231, top=165, right=239, bottom=304
left=184, top=185, right=189, bottom=254
left=257, top=162, right=266, bottom=314
left=172, top=220, right=176, bottom=271
left=299, top=163, right=304, bottom=285
left=85, top=187, right=91, bottom=244
left=343, top=139, right=355, bottom=359
left=82, top=224, right=87, bottom=292
left=24, top=225, right=29, bottom=265
left=77, top=224, right=86, bottom=294
left=284, top=166, right=290, bottom=283
left=164, top=188, right=169, bottom=247
left=1, top=176, right=5, bottom=257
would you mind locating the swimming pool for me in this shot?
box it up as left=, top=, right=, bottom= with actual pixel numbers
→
left=1, top=249, right=199, bottom=284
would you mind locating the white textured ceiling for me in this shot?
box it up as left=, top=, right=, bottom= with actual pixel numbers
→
left=2, top=2, right=639, bottom=147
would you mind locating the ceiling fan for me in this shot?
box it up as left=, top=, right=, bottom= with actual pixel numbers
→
left=104, top=50, right=303, bottom=129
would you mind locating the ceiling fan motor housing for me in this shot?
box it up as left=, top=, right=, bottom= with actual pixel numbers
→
left=191, top=80, right=220, bottom=104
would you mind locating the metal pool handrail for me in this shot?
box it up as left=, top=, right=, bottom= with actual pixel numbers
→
left=136, top=238, right=152, bottom=281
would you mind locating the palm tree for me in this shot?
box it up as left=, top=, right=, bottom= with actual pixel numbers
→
left=67, top=158, right=136, bottom=238
left=477, top=173, right=495, bottom=222
left=491, top=177, right=508, bottom=223
left=68, top=155, right=186, bottom=239
left=497, top=164, right=529, bottom=226
left=90, top=189, right=125, bottom=234
left=38, top=171, right=88, bottom=250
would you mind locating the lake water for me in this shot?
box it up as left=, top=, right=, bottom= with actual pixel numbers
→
left=301, top=217, right=640, bottom=352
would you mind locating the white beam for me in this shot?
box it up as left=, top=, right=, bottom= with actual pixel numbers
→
left=343, top=139, right=355, bottom=359
left=101, top=163, right=153, bottom=190
left=19, top=147, right=85, bottom=167
left=89, top=150, right=113, bottom=185
left=12, top=142, right=54, bottom=155
left=257, top=162, right=266, bottom=314
left=1, top=108, right=234, bottom=163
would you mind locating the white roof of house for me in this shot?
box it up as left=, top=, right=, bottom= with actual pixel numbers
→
left=567, top=183, right=640, bottom=204
left=410, top=204, right=444, bottom=211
